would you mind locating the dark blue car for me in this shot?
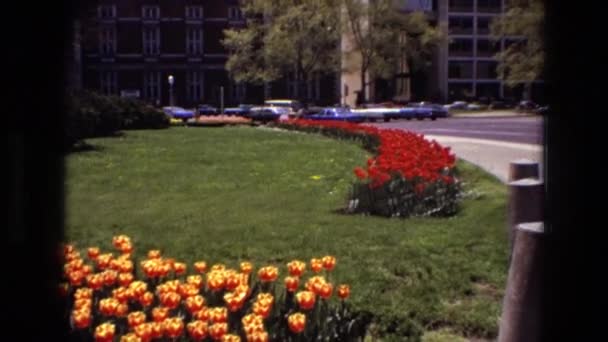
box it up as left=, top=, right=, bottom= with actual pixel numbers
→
left=408, top=102, right=449, bottom=120
left=306, top=107, right=365, bottom=123
left=224, top=104, right=254, bottom=116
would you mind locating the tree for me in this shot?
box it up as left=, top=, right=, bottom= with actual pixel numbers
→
left=341, top=0, right=441, bottom=103
left=491, top=0, right=544, bottom=100
left=222, top=0, right=341, bottom=103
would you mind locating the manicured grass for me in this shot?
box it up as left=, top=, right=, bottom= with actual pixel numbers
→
left=65, top=126, right=508, bottom=340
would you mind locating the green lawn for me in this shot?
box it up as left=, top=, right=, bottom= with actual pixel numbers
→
left=65, top=126, right=508, bottom=341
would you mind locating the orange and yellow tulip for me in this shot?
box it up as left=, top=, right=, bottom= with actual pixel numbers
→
left=295, top=291, right=316, bottom=310
left=151, top=307, right=170, bottom=322
left=257, top=266, right=278, bottom=282
left=310, top=258, right=323, bottom=273
left=287, top=313, right=306, bottom=334
left=240, top=261, right=253, bottom=274
left=127, top=311, right=146, bottom=328
left=163, top=317, right=184, bottom=339
left=322, top=255, right=336, bottom=271
left=185, top=295, right=206, bottom=314
left=284, top=276, right=299, bottom=292
left=208, top=322, right=228, bottom=341
left=194, top=261, right=207, bottom=273
left=187, top=320, right=209, bottom=341
left=337, top=284, right=350, bottom=299
left=94, top=322, right=115, bottom=342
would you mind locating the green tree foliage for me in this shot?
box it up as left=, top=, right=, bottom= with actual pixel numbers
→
left=222, top=0, right=341, bottom=102
left=491, top=0, right=544, bottom=100
left=341, top=0, right=441, bottom=102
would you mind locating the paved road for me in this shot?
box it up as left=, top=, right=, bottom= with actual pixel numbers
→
left=371, top=116, right=543, bottom=145
left=369, top=116, right=544, bottom=183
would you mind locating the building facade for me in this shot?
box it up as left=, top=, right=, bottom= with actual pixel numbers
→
left=82, top=0, right=266, bottom=108
left=340, top=0, right=544, bottom=106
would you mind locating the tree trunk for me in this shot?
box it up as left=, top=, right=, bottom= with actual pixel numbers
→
left=359, top=65, right=367, bottom=105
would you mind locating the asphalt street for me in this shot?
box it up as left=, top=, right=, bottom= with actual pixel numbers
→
left=369, top=115, right=544, bottom=183
left=371, top=116, right=543, bottom=145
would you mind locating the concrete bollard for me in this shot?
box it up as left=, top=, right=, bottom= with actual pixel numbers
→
left=498, top=222, right=545, bottom=342
left=507, top=178, right=544, bottom=252
left=509, top=159, right=540, bottom=182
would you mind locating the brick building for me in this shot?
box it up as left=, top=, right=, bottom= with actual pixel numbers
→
left=81, top=0, right=340, bottom=108
left=82, top=0, right=266, bottom=108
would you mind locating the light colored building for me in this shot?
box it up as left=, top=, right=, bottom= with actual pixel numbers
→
left=340, top=0, right=543, bottom=105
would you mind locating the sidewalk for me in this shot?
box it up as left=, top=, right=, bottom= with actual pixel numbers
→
left=425, top=135, right=543, bottom=183
left=450, top=110, right=540, bottom=118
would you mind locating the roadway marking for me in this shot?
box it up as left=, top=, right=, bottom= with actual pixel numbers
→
left=422, top=128, right=534, bottom=137
left=423, top=135, right=543, bottom=152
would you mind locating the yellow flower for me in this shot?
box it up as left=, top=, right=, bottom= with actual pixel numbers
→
left=310, top=175, right=322, bottom=180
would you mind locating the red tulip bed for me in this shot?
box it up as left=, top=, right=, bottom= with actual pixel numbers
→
left=272, top=119, right=462, bottom=217
left=62, top=235, right=372, bottom=341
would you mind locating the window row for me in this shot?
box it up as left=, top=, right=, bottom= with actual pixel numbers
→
left=98, top=27, right=204, bottom=56
left=448, top=38, right=501, bottom=57
left=448, top=61, right=499, bottom=79
left=98, top=5, right=241, bottom=20
left=448, top=0, right=501, bottom=13
left=448, top=16, right=493, bottom=35
left=98, top=71, right=247, bottom=104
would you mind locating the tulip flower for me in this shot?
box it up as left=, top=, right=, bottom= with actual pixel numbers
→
left=207, top=271, right=225, bottom=292
left=118, top=272, right=134, bottom=287
left=322, top=255, right=336, bottom=271
left=256, top=293, right=274, bottom=307
left=210, top=264, right=226, bottom=272
left=115, top=303, right=129, bottom=317
left=224, top=270, right=241, bottom=291
left=147, top=250, right=161, bottom=259
left=287, top=260, right=306, bottom=277
left=221, top=334, right=241, bottom=342
left=74, top=287, right=93, bottom=300
left=99, top=297, right=120, bottom=316
left=139, top=291, right=154, bottom=307
left=96, top=253, right=113, bottom=270
left=209, top=322, right=228, bottom=340
left=102, top=270, right=118, bottom=287
left=295, top=291, right=316, bottom=310
left=240, top=261, right=253, bottom=274
left=74, top=298, right=93, bottom=310
left=94, top=322, right=115, bottom=342
left=163, top=317, right=184, bottom=339
left=187, top=320, right=209, bottom=341
left=337, top=284, right=350, bottom=299
left=287, top=313, right=306, bottom=334
left=246, top=331, right=269, bottom=342
left=257, top=266, right=278, bottom=282
left=193, top=307, right=211, bottom=321
left=127, top=311, right=146, bottom=328
left=241, top=313, right=264, bottom=327
left=173, top=262, right=187, bottom=275
left=194, top=261, right=207, bottom=273
left=120, top=333, right=141, bottom=342
left=151, top=307, right=169, bottom=322
left=185, top=295, right=206, bottom=314
left=223, top=291, right=247, bottom=312
left=252, top=302, right=271, bottom=319
left=119, top=260, right=134, bottom=273
left=310, top=258, right=323, bottom=273
left=68, top=270, right=85, bottom=286
left=112, top=286, right=129, bottom=303
left=284, top=276, right=299, bottom=292
left=134, top=322, right=153, bottom=341
left=318, top=282, right=333, bottom=299
left=209, top=307, right=228, bottom=323
left=187, top=274, right=204, bottom=289
left=159, top=291, right=181, bottom=309
left=86, top=274, right=104, bottom=290
left=128, top=280, right=148, bottom=297
left=150, top=322, right=164, bottom=339
left=72, top=308, right=92, bottom=329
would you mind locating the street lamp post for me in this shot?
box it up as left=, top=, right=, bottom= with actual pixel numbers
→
left=168, top=75, right=174, bottom=106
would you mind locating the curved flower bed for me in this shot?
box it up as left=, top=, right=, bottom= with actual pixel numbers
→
left=273, top=119, right=462, bottom=217
left=61, top=235, right=372, bottom=341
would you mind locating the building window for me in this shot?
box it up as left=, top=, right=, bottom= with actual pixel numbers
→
left=448, top=82, right=474, bottom=101
left=143, top=26, right=160, bottom=56
left=99, top=26, right=116, bottom=56
left=477, top=0, right=501, bottom=14
left=228, top=7, right=243, bottom=20
left=307, top=74, right=321, bottom=102
left=143, top=72, right=161, bottom=103
left=185, top=6, right=203, bottom=19
left=476, top=61, right=499, bottom=79
left=448, top=0, right=473, bottom=12
left=142, top=6, right=160, bottom=19
left=186, top=27, right=203, bottom=55
left=448, top=38, right=473, bottom=57
left=477, top=39, right=500, bottom=57
left=477, top=17, right=491, bottom=35
left=476, top=83, right=500, bottom=100
left=100, top=71, right=117, bottom=95
left=448, top=61, right=473, bottom=79
left=448, top=16, right=473, bottom=35
left=186, top=71, right=203, bottom=103
left=98, top=5, right=116, bottom=19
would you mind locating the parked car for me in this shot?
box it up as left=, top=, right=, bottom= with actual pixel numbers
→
left=224, top=104, right=254, bottom=116
left=198, top=104, right=218, bottom=115
left=305, top=107, right=365, bottom=123
left=246, top=106, right=289, bottom=123
left=516, top=100, right=539, bottom=112
left=443, top=101, right=468, bottom=110
left=264, top=99, right=303, bottom=117
left=162, top=106, right=196, bottom=122
left=408, top=102, right=449, bottom=120
left=466, top=103, right=485, bottom=110
left=351, top=108, right=387, bottom=122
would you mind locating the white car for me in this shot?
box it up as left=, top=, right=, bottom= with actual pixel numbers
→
left=351, top=108, right=387, bottom=122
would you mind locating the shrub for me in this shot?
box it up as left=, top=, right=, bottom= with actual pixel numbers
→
left=60, top=235, right=373, bottom=341
left=272, top=119, right=463, bottom=218
left=64, top=90, right=169, bottom=149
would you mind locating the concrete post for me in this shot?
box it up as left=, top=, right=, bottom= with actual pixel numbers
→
left=498, top=222, right=545, bottom=342
left=509, top=159, right=540, bottom=181
left=507, top=178, right=544, bottom=252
